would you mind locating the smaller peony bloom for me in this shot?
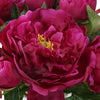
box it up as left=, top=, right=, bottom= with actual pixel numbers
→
left=59, top=0, right=96, bottom=20
left=87, top=36, right=100, bottom=93
left=79, top=36, right=100, bottom=93
left=25, top=0, right=56, bottom=10
left=0, top=0, right=25, bottom=21
left=0, top=57, right=21, bottom=90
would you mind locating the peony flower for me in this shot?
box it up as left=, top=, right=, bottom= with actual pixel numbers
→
left=82, top=36, right=100, bottom=93
left=25, top=0, right=56, bottom=10
left=59, top=0, right=96, bottom=20
left=0, top=9, right=89, bottom=99
left=0, top=0, right=25, bottom=21
left=0, top=57, right=21, bottom=89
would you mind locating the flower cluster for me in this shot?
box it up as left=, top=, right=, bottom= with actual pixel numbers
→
left=0, top=0, right=100, bottom=100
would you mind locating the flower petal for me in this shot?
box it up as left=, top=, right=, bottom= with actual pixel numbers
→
left=27, top=86, right=65, bottom=100
left=0, top=57, right=21, bottom=89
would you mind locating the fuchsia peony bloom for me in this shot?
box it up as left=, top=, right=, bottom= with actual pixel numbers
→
left=25, top=0, right=56, bottom=10
left=0, top=9, right=89, bottom=99
left=0, top=57, right=21, bottom=89
left=0, top=0, right=25, bottom=21
left=82, top=36, right=100, bottom=93
left=59, top=0, right=96, bottom=20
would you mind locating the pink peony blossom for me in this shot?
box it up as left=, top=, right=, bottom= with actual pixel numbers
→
left=59, top=0, right=96, bottom=20
left=0, top=0, right=25, bottom=21
left=0, top=9, right=89, bottom=99
left=0, top=57, right=21, bottom=89
left=82, top=36, right=100, bottom=93
left=25, top=0, right=56, bottom=10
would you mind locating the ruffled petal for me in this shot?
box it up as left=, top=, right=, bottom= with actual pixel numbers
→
left=27, top=86, right=65, bottom=100
left=0, top=57, right=21, bottom=89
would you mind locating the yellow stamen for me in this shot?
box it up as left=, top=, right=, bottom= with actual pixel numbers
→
left=37, top=34, right=54, bottom=50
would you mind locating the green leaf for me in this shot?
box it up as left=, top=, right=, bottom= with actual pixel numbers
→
left=41, top=2, right=47, bottom=9
left=11, top=4, right=20, bottom=19
left=64, top=83, right=100, bottom=100
left=89, top=30, right=100, bottom=42
left=4, top=82, right=29, bottom=100
left=20, top=4, right=28, bottom=15
left=86, top=5, right=100, bottom=35
left=78, top=20, right=89, bottom=25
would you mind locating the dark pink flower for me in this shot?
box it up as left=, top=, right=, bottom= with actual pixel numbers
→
left=78, top=36, right=100, bottom=93
left=82, top=36, right=100, bottom=93
left=0, top=57, right=21, bottom=89
left=59, top=0, right=96, bottom=20
left=25, top=0, right=56, bottom=10
left=0, top=0, right=25, bottom=21
left=0, top=9, right=89, bottom=99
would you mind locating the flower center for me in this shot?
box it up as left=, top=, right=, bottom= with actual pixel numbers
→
left=37, top=34, right=54, bottom=50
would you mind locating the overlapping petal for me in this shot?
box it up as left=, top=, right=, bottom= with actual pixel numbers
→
left=25, top=0, right=56, bottom=10
left=0, top=9, right=89, bottom=97
left=0, top=57, right=21, bottom=89
left=84, top=36, right=100, bottom=93
left=27, top=86, right=64, bottom=100
left=59, top=0, right=96, bottom=20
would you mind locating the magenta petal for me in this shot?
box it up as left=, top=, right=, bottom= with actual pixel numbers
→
left=27, top=86, right=65, bottom=100
left=40, top=9, right=75, bottom=31
left=25, top=0, right=56, bottom=10
left=0, top=57, right=21, bottom=89
left=60, top=0, right=96, bottom=20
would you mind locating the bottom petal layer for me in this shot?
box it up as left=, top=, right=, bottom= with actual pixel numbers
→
left=27, top=86, right=65, bottom=100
